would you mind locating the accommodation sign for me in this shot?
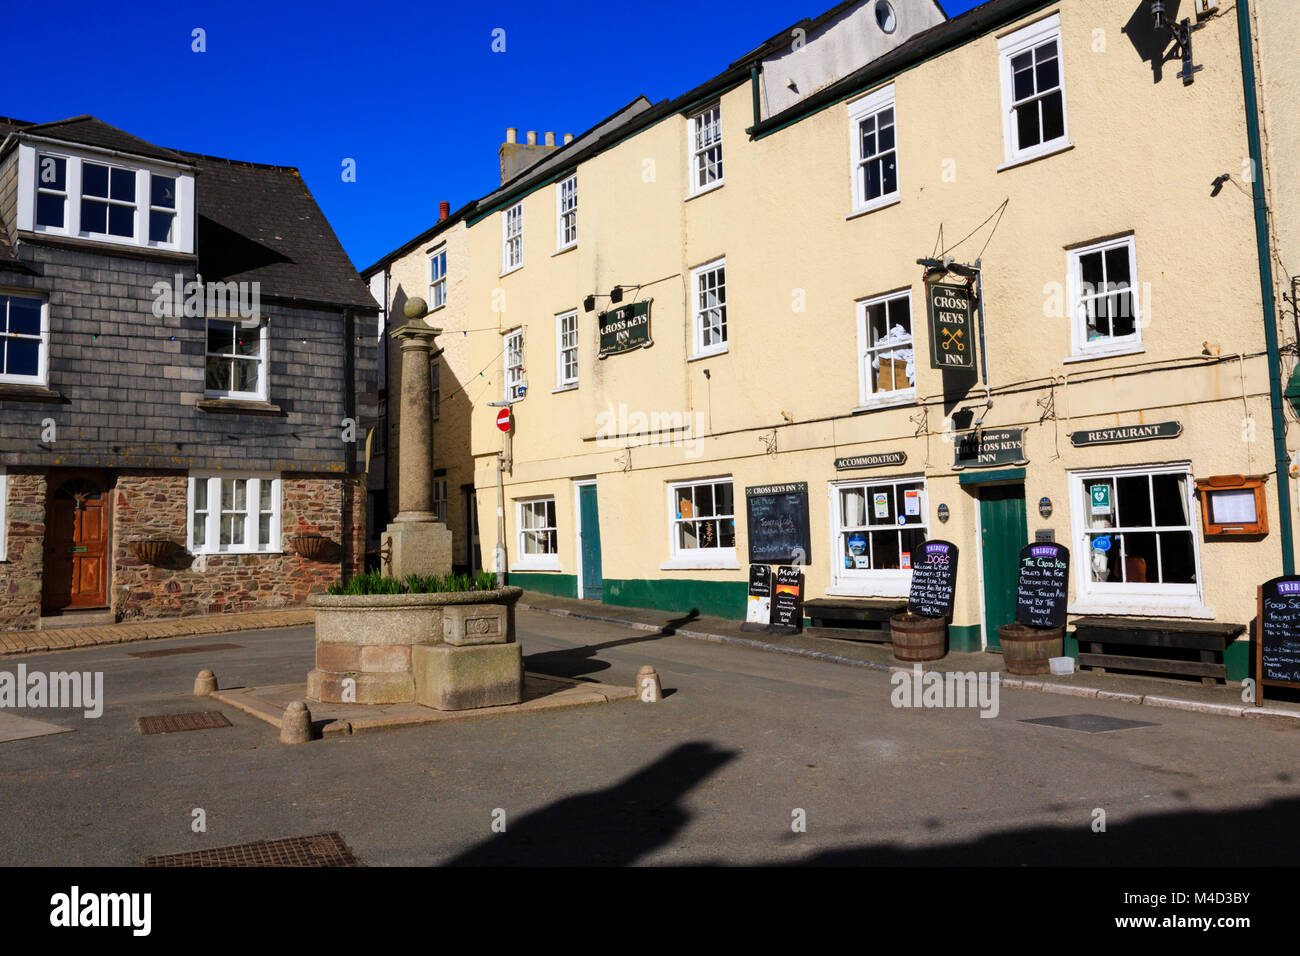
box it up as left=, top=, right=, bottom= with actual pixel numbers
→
left=926, top=281, right=975, bottom=371
left=1069, top=421, right=1182, bottom=447
left=834, top=451, right=907, bottom=471
left=597, top=299, right=652, bottom=358
left=952, top=427, right=1027, bottom=469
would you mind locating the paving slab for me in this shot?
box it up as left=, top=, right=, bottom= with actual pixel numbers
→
left=0, top=712, right=74, bottom=743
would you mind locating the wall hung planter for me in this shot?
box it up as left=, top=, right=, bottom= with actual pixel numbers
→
left=290, top=533, right=330, bottom=560
left=126, top=537, right=176, bottom=565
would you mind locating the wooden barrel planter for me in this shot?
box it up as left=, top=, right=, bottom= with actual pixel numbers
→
left=889, top=612, right=948, bottom=662
left=998, top=623, right=1064, bottom=675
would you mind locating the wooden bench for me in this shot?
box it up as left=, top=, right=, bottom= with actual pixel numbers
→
left=804, top=598, right=908, bottom=642
left=1073, top=617, right=1246, bottom=686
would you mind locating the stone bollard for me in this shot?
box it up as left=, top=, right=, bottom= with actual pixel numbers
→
left=194, top=670, right=218, bottom=696
left=280, top=700, right=312, bottom=744
left=636, top=665, right=663, bottom=703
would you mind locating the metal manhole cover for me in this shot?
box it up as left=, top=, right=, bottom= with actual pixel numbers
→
left=1019, top=713, right=1158, bottom=734
left=128, top=643, right=243, bottom=659
left=137, top=711, right=232, bottom=735
left=141, top=832, right=360, bottom=867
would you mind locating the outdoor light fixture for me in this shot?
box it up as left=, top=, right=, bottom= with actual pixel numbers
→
left=583, top=295, right=596, bottom=313
left=1147, top=0, right=1204, bottom=85
left=610, top=286, right=623, bottom=304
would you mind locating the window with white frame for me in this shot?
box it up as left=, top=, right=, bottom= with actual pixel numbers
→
left=998, top=14, right=1068, bottom=165
left=0, top=292, right=49, bottom=385
left=691, top=258, right=727, bottom=357
left=517, top=497, right=558, bottom=561
left=502, top=203, right=523, bottom=272
left=849, top=85, right=898, bottom=213
left=1070, top=465, right=1199, bottom=602
left=556, top=311, right=578, bottom=387
left=857, top=290, right=914, bottom=403
left=188, top=474, right=281, bottom=555
left=431, top=358, right=440, bottom=420
left=556, top=175, right=577, bottom=250
left=428, top=247, right=447, bottom=309
left=1069, top=236, right=1141, bottom=355
left=0, top=467, right=7, bottom=561
left=205, top=317, right=268, bottom=400
left=689, top=104, right=723, bottom=194
left=504, top=328, right=525, bottom=401
left=35, top=154, right=68, bottom=230
left=834, top=477, right=927, bottom=581
left=669, top=478, right=736, bottom=556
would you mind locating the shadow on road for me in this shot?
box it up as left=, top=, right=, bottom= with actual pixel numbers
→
left=523, top=609, right=700, bottom=679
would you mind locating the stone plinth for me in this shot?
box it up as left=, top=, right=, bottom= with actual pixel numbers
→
left=413, top=642, right=523, bottom=711
left=385, top=519, right=453, bottom=580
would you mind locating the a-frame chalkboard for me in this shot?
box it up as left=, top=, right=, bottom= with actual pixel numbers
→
left=1256, top=575, right=1300, bottom=704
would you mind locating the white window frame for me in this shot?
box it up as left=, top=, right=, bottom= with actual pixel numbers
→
left=502, top=202, right=523, bottom=274
left=556, top=310, right=578, bottom=388
left=0, top=467, right=8, bottom=562
left=690, top=257, right=728, bottom=359
left=856, top=289, right=916, bottom=408
left=556, top=175, right=577, bottom=251
left=0, top=291, right=50, bottom=386
left=428, top=246, right=447, bottom=310
left=997, top=13, right=1070, bottom=167
left=1067, top=235, right=1142, bottom=358
left=204, top=316, right=269, bottom=401
left=513, top=496, right=560, bottom=571
left=848, top=84, right=899, bottom=215
left=504, top=327, right=525, bottom=402
left=828, top=475, right=929, bottom=597
left=1066, top=463, right=1209, bottom=617
left=688, top=103, right=724, bottom=196
left=186, top=473, right=282, bottom=555
left=664, top=477, right=738, bottom=569
left=15, top=143, right=194, bottom=253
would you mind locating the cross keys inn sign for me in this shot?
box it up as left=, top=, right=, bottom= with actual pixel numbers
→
left=598, top=300, right=653, bottom=358
left=926, top=281, right=975, bottom=371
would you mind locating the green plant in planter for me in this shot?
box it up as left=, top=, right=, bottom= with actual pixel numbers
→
left=327, top=569, right=499, bottom=596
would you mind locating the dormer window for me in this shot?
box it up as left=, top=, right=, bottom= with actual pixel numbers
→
left=80, top=161, right=137, bottom=238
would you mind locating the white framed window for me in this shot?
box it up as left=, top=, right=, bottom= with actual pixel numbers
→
left=0, top=292, right=50, bottom=386
left=998, top=14, right=1069, bottom=165
left=848, top=85, right=898, bottom=214
left=1068, top=464, right=1203, bottom=613
left=187, top=473, right=282, bottom=555
left=514, top=496, right=559, bottom=570
left=556, top=175, right=577, bottom=250
left=1068, top=236, right=1141, bottom=356
left=668, top=478, right=736, bottom=561
left=556, top=310, right=578, bottom=387
left=34, top=153, right=68, bottom=231
left=689, top=103, right=723, bottom=194
left=205, top=317, right=269, bottom=400
left=502, top=202, right=523, bottom=273
left=431, top=358, right=440, bottom=420
left=504, top=328, right=525, bottom=401
left=0, top=467, right=8, bottom=561
left=691, top=258, right=727, bottom=358
left=428, top=246, right=447, bottom=309
left=830, top=476, right=928, bottom=596
left=856, top=289, right=915, bottom=406
left=148, top=173, right=178, bottom=244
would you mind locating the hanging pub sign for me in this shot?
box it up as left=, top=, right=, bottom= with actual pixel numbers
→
left=907, top=540, right=959, bottom=618
left=1014, top=542, right=1070, bottom=629
left=834, top=451, right=907, bottom=470
left=925, top=281, right=976, bottom=371
left=740, top=565, right=772, bottom=632
left=1069, top=421, right=1182, bottom=446
left=767, top=566, right=804, bottom=635
left=745, top=482, right=812, bottom=565
left=1255, top=575, right=1300, bottom=703
left=952, top=427, right=1027, bottom=469
left=597, top=299, right=652, bottom=358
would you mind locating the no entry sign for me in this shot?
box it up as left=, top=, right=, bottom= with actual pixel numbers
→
left=496, top=407, right=512, bottom=432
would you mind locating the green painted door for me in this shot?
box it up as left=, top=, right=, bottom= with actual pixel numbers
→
left=578, top=484, right=603, bottom=600
left=978, top=483, right=1027, bottom=651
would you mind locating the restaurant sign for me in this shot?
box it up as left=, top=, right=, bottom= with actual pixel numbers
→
left=598, top=299, right=652, bottom=358
left=834, top=451, right=907, bottom=471
left=953, top=427, right=1027, bottom=470
left=926, top=281, right=975, bottom=371
left=1069, top=421, right=1182, bottom=447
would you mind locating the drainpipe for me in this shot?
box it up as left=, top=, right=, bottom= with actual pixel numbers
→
left=750, top=63, right=762, bottom=128
left=1237, top=0, right=1293, bottom=574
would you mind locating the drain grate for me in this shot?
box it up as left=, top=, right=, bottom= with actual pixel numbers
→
left=137, top=711, right=232, bottom=735
left=1020, top=713, right=1158, bottom=734
left=128, top=643, right=242, bottom=659
left=141, top=832, right=360, bottom=867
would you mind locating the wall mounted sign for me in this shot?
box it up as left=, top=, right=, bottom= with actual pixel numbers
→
left=925, top=281, right=976, bottom=371
left=834, top=451, right=907, bottom=470
left=1089, top=483, right=1112, bottom=516
left=952, top=428, right=1027, bottom=469
left=1256, top=575, right=1300, bottom=703
left=597, top=299, right=652, bottom=358
left=1069, top=421, right=1182, bottom=446
left=1015, top=542, right=1070, bottom=630
left=1195, top=474, right=1269, bottom=536
left=745, top=482, right=812, bottom=565
left=908, top=540, right=959, bottom=618
left=1038, top=496, right=1052, bottom=518
left=937, top=503, right=950, bottom=523
left=740, top=565, right=772, bottom=632
left=768, top=566, right=804, bottom=635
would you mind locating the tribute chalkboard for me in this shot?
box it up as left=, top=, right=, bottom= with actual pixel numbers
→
left=768, top=566, right=804, bottom=635
left=1256, top=575, right=1300, bottom=702
left=740, top=565, right=772, bottom=632
left=746, top=483, right=812, bottom=565
left=1014, top=542, right=1070, bottom=629
left=908, top=540, right=959, bottom=618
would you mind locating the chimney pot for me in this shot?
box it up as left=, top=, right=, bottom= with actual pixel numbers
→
left=526, top=130, right=537, bottom=146
left=439, top=201, right=450, bottom=222
left=563, top=133, right=574, bottom=145
left=505, top=128, right=517, bottom=144
left=544, top=132, right=555, bottom=147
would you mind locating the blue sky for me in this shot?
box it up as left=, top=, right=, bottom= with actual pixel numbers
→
left=2, top=0, right=982, bottom=270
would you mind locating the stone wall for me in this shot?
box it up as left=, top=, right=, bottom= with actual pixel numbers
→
left=0, top=470, right=45, bottom=629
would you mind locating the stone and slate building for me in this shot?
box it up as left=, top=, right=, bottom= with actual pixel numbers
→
left=0, top=115, right=377, bottom=630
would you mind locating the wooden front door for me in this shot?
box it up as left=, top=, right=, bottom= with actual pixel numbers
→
left=44, top=473, right=111, bottom=612
left=978, top=483, right=1028, bottom=651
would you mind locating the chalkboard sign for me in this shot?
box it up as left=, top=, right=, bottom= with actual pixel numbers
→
left=1014, top=542, right=1070, bottom=629
left=1256, top=575, right=1300, bottom=701
left=740, top=565, right=772, bottom=632
left=768, top=566, right=804, bottom=635
left=746, top=483, right=812, bottom=565
left=908, top=540, right=958, bottom=618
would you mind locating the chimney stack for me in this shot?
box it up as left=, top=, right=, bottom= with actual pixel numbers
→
left=544, top=132, right=555, bottom=147
left=525, top=131, right=537, bottom=145
left=499, top=126, right=562, bottom=185
left=505, top=128, right=517, bottom=144
left=438, top=201, right=450, bottom=222
left=563, top=133, right=574, bottom=145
